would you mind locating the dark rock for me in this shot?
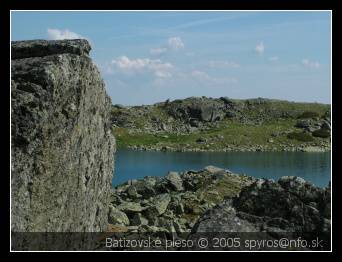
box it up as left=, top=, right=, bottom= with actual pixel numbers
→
left=11, top=39, right=91, bottom=59
left=134, top=178, right=157, bottom=197
left=127, top=185, right=140, bottom=198
left=113, top=104, right=125, bottom=109
left=312, top=128, right=330, bottom=138
left=191, top=200, right=258, bottom=233
left=189, top=118, right=201, bottom=127
left=295, top=119, right=313, bottom=129
left=130, top=213, right=149, bottom=226
left=196, top=137, right=207, bottom=143
left=321, top=120, right=331, bottom=131
left=219, top=97, right=234, bottom=104
left=166, top=97, right=226, bottom=123
left=192, top=176, right=330, bottom=241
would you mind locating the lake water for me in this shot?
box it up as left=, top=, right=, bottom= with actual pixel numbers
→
left=113, top=149, right=331, bottom=188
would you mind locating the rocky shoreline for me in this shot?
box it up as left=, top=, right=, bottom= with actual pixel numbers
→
left=106, top=166, right=331, bottom=250
left=127, top=143, right=331, bottom=153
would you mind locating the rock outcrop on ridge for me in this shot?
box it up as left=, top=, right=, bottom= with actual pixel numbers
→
left=111, top=96, right=331, bottom=152
left=11, top=39, right=116, bottom=232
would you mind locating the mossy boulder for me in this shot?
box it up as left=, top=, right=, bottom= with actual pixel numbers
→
left=287, top=132, right=314, bottom=142
left=312, top=129, right=330, bottom=138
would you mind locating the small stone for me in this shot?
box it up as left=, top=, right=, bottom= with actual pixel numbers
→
left=108, top=206, right=130, bottom=226
left=127, top=185, right=140, bottom=198
left=117, top=202, right=145, bottom=213
left=173, top=221, right=184, bottom=234
left=154, top=193, right=171, bottom=215
left=165, top=171, right=184, bottom=191
left=196, top=137, right=207, bottom=143
left=130, top=213, right=149, bottom=226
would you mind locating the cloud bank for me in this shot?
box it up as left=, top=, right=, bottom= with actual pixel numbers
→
left=150, top=36, right=185, bottom=55
left=110, top=56, right=174, bottom=78
left=47, top=28, right=85, bottom=40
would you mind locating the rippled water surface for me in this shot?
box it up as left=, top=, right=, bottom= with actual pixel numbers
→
left=113, top=150, right=331, bottom=187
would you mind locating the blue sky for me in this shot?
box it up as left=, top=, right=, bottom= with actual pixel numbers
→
left=11, top=11, right=331, bottom=105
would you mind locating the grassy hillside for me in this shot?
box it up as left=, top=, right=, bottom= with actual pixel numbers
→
left=111, top=97, right=330, bottom=152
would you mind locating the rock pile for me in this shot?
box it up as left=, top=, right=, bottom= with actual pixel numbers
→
left=189, top=176, right=330, bottom=250
left=193, top=176, right=330, bottom=233
left=107, top=168, right=330, bottom=250
left=109, top=167, right=255, bottom=233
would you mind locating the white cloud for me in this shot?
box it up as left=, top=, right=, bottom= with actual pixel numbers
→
left=255, top=42, right=265, bottom=55
left=209, top=60, right=240, bottom=68
left=150, top=47, right=168, bottom=55
left=301, top=59, right=320, bottom=69
left=269, top=56, right=279, bottom=62
left=110, top=56, right=173, bottom=78
left=150, top=36, right=185, bottom=55
left=167, top=37, right=185, bottom=50
left=154, top=71, right=172, bottom=78
left=47, top=28, right=85, bottom=40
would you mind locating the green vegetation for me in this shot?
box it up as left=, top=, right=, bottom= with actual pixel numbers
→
left=297, top=111, right=320, bottom=119
left=111, top=98, right=330, bottom=151
left=312, top=129, right=330, bottom=138
left=287, top=132, right=314, bottom=142
left=113, top=118, right=329, bottom=151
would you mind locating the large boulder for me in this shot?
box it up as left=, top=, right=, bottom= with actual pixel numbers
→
left=233, top=178, right=327, bottom=232
left=11, top=39, right=116, bottom=232
left=166, top=97, right=226, bottom=123
left=191, top=177, right=331, bottom=250
left=191, top=200, right=259, bottom=233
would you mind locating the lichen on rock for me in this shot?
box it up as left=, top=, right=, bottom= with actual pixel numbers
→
left=11, top=39, right=116, bottom=233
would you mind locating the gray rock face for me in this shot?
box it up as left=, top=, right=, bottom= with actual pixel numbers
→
left=166, top=97, right=226, bottom=123
left=11, top=39, right=116, bottom=232
left=11, top=39, right=91, bottom=59
left=192, top=177, right=330, bottom=237
left=191, top=200, right=259, bottom=233
left=295, top=118, right=331, bottom=135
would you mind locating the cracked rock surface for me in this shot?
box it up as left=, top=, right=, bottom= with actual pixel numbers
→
left=191, top=176, right=330, bottom=239
left=11, top=39, right=116, bottom=232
